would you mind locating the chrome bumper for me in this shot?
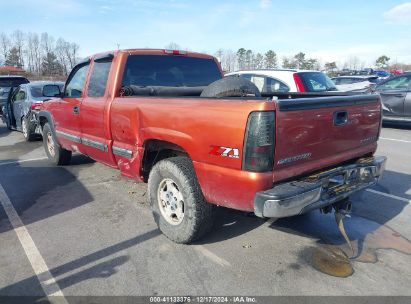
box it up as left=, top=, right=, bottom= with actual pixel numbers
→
left=254, top=156, right=387, bottom=218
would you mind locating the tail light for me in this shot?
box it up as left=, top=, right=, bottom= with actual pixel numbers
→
left=31, top=102, right=43, bottom=110
left=243, top=111, right=275, bottom=172
left=293, top=73, right=306, bottom=92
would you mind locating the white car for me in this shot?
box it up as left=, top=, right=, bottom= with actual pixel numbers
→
left=225, top=69, right=337, bottom=93
left=331, top=76, right=379, bottom=92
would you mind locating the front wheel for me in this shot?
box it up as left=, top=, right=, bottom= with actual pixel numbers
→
left=148, top=157, right=215, bottom=244
left=42, top=123, right=72, bottom=165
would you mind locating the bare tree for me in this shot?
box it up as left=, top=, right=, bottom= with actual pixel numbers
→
left=55, top=38, right=69, bottom=74
left=66, top=42, right=79, bottom=70
left=165, top=42, right=181, bottom=50
left=0, top=32, right=10, bottom=64
left=11, top=30, right=25, bottom=67
left=221, top=49, right=237, bottom=72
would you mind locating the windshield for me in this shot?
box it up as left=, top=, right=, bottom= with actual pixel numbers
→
left=0, top=78, right=29, bottom=88
left=298, top=72, right=337, bottom=92
left=121, top=55, right=222, bottom=87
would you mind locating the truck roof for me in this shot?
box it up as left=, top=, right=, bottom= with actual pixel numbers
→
left=87, top=49, right=216, bottom=61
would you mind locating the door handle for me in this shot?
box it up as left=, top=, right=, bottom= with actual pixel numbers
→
left=73, top=106, right=80, bottom=114
left=333, top=110, right=348, bottom=126
left=393, top=94, right=405, bottom=97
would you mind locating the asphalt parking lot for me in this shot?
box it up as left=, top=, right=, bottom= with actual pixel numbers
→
left=0, top=121, right=410, bottom=299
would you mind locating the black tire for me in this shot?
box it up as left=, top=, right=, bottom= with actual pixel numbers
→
left=148, top=156, right=215, bottom=244
left=42, top=123, right=72, bottom=166
left=200, top=77, right=261, bottom=98
left=22, top=116, right=36, bottom=142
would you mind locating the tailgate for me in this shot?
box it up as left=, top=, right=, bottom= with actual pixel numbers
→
left=273, top=95, right=381, bottom=182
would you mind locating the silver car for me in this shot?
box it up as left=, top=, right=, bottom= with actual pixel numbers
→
left=3, top=81, right=64, bottom=141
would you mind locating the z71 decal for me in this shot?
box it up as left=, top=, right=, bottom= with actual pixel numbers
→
left=209, top=146, right=240, bottom=159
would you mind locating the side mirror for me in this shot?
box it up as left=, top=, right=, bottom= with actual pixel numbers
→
left=42, top=85, right=62, bottom=98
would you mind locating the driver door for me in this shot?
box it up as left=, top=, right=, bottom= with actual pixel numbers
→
left=376, top=76, right=411, bottom=117
left=12, top=87, right=26, bottom=130
left=53, top=61, right=90, bottom=154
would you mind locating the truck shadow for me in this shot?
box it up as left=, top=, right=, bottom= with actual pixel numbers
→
left=0, top=156, right=95, bottom=233
left=0, top=228, right=160, bottom=296
left=195, top=208, right=266, bottom=245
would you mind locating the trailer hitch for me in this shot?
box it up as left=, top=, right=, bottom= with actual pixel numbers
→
left=321, top=199, right=355, bottom=258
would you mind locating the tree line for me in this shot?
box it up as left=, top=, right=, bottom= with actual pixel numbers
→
left=0, top=30, right=79, bottom=77
left=214, top=48, right=321, bottom=72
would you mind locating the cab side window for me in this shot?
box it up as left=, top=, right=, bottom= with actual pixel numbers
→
left=87, top=60, right=112, bottom=97
left=64, top=63, right=90, bottom=98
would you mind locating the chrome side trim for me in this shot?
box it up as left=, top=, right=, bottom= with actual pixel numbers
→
left=55, top=130, right=107, bottom=152
left=82, top=138, right=108, bottom=152
left=56, top=130, right=81, bottom=143
left=112, top=146, right=133, bottom=158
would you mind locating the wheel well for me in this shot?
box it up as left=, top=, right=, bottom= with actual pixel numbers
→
left=141, top=139, right=189, bottom=182
left=39, top=116, right=48, bottom=129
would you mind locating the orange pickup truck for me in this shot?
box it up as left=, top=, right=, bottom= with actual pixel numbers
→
left=39, top=49, right=386, bottom=243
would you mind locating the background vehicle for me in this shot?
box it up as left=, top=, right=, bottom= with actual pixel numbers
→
left=374, top=70, right=391, bottom=80
left=331, top=75, right=380, bottom=92
left=0, top=76, right=29, bottom=115
left=3, top=81, right=63, bottom=141
left=225, top=69, right=337, bottom=93
left=38, top=49, right=385, bottom=244
left=371, top=72, right=411, bottom=122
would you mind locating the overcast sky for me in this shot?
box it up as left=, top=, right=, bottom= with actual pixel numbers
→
left=1, top=0, right=411, bottom=66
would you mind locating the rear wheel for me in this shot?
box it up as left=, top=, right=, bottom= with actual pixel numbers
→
left=148, top=157, right=215, bottom=243
left=42, top=123, right=72, bottom=165
left=22, top=116, right=36, bottom=142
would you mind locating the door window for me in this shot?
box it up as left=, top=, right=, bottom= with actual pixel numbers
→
left=265, top=77, right=290, bottom=93
left=64, top=64, right=90, bottom=98
left=377, top=76, right=411, bottom=91
left=13, top=88, right=26, bottom=102
left=88, top=60, right=112, bottom=97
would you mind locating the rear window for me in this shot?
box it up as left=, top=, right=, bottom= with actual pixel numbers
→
left=0, top=78, right=29, bottom=88
left=298, top=72, right=337, bottom=92
left=121, top=55, right=222, bottom=87
left=30, top=86, right=44, bottom=98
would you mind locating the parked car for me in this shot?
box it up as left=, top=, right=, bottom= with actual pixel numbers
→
left=0, top=76, right=29, bottom=115
left=225, top=69, right=337, bottom=93
left=38, top=49, right=385, bottom=244
left=371, top=72, right=411, bottom=123
left=331, top=76, right=379, bottom=92
left=3, top=81, right=63, bottom=141
left=374, top=70, right=391, bottom=80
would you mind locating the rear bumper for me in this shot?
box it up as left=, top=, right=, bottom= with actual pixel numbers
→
left=254, top=156, right=386, bottom=218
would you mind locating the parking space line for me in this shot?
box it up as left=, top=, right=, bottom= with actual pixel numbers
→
left=194, top=245, right=231, bottom=267
left=0, top=183, right=68, bottom=303
left=0, top=157, right=48, bottom=166
left=380, top=137, right=411, bottom=143
left=366, top=188, right=411, bottom=204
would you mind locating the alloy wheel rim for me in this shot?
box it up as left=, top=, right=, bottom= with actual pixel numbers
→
left=22, top=120, right=27, bottom=138
left=157, top=178, right=185, bottom=225
left=46, top=132, right=55, bottom=157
